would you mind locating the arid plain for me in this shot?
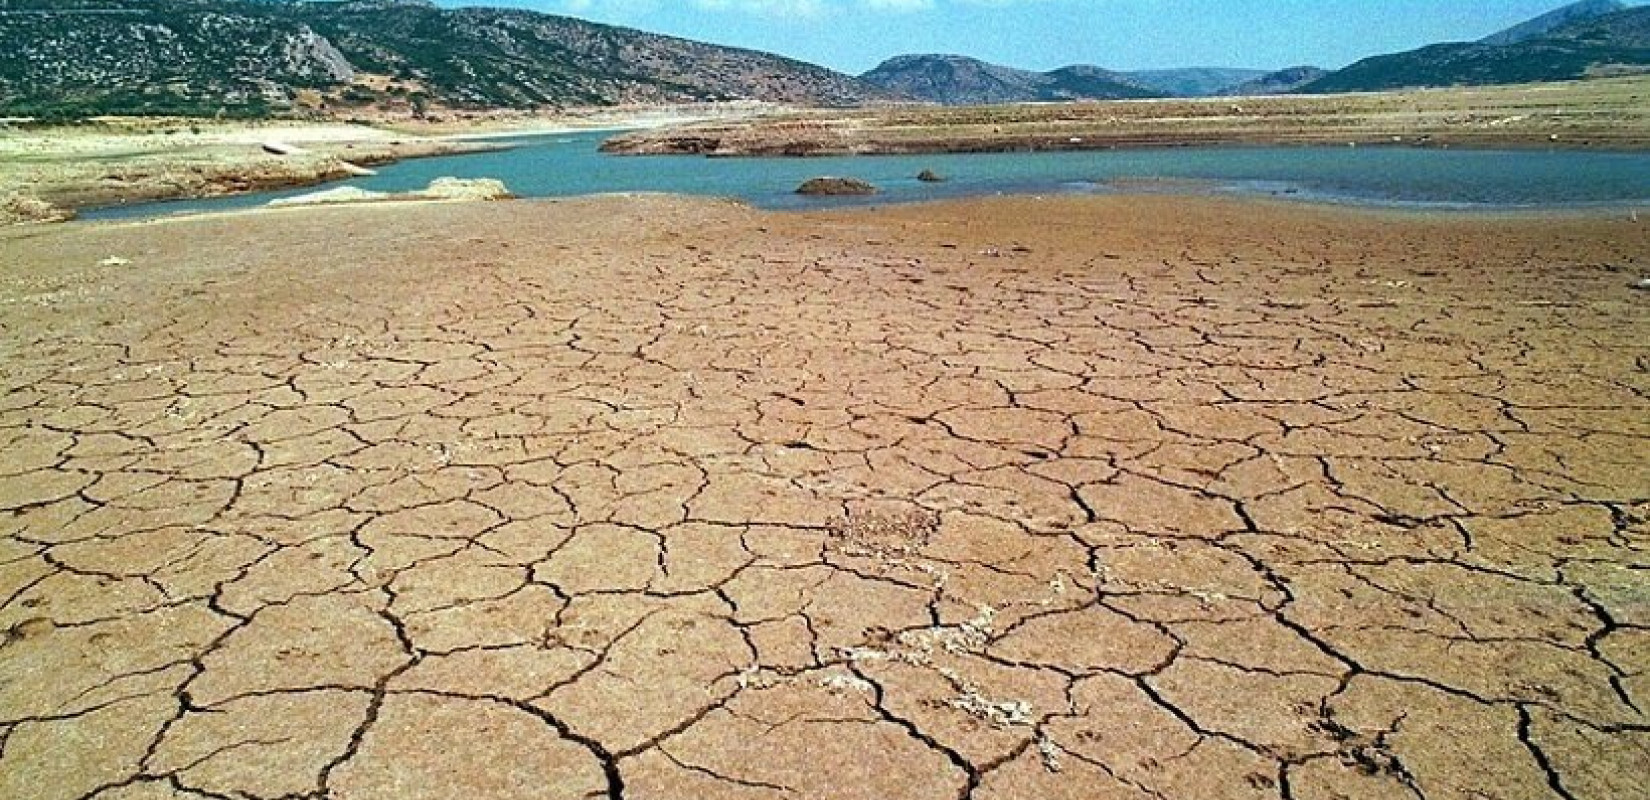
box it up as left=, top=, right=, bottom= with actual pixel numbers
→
left=602, top=77, right=1650, bottom=156
left=0, top=193, right=1645, bottom=799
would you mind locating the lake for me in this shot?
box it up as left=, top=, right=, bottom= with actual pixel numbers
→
left=83, top=130, right=1650, bottom=220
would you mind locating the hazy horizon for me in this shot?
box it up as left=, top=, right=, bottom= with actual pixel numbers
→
left=434, top=0, right=1649, bottom=74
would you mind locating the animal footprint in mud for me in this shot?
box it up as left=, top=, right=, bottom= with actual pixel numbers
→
left=2, top=617, right=53, bottom=647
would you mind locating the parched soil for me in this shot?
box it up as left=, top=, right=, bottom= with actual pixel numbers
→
left=0, top=195, right=1646, bottom=799
left=602, top=76, right=1650, bottom=156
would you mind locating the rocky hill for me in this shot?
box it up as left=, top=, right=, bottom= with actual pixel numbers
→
left=0, top=0, right=888, bottom=118
left=859, top=55, right=1161, bottom=104
left=1300, top=4, right=1650, bottom=93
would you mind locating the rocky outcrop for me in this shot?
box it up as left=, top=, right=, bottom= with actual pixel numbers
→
left=0, top=193, right=75, bottom=225
left=796, top=177, right=877, bottom=196
left=287, top=26, right=356, bottom=85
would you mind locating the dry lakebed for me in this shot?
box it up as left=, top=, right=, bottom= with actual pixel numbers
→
left=0, top=193, right=1645, bottom=799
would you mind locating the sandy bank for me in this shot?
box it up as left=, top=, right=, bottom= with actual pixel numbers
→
left=0, top=119, right=502, bottom=224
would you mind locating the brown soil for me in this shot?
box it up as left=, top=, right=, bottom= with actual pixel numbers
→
left=0, top=195, right=1645, bottom=799
left=602, top=76, right=1650, bottom=156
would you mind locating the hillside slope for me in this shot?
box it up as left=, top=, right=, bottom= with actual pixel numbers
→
left=0, top=0, right=887, bottom=117
left=1479, top=0, right=1625, bottom=46
left=1301, top=5, right=1650, bottom=94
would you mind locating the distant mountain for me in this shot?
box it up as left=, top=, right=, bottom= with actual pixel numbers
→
left=1479, top=0, right=1626, bottom=46
left=1221, top=66, right=1329, bottom=96
left=860, top=55, right=1161, bottom=104
left=1299, top=5, right=1650, bottom=94
left=1120, top=68, right=1268, bottom=97
left=0, top=0, right=887, bottom=118
left=1044, top=66, right=1165, bottom=100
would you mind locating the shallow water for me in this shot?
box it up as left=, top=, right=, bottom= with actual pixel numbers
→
left=82, top=130, right=1650, bottom=220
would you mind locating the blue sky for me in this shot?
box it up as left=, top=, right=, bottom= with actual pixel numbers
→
left=437, top=1, right=1641, bottom=74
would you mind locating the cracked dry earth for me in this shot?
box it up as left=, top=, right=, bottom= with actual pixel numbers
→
left=0, top=194, right=1646, bottom=800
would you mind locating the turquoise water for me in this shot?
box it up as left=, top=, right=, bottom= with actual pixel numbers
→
left=83, top=130, right=1650, bottom=219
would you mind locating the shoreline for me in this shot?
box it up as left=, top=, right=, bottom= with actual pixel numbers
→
left=65, top=139, right=507, bottom=213
left=0, top=104, right=766, bottom=225
left=71, top=165, right=1650, bottom=226
left=7, top=78, right=1650, bottom=225
left=613, top=131, right=1650, bottom=158
left=56, top=189, right=1650, bottom=234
